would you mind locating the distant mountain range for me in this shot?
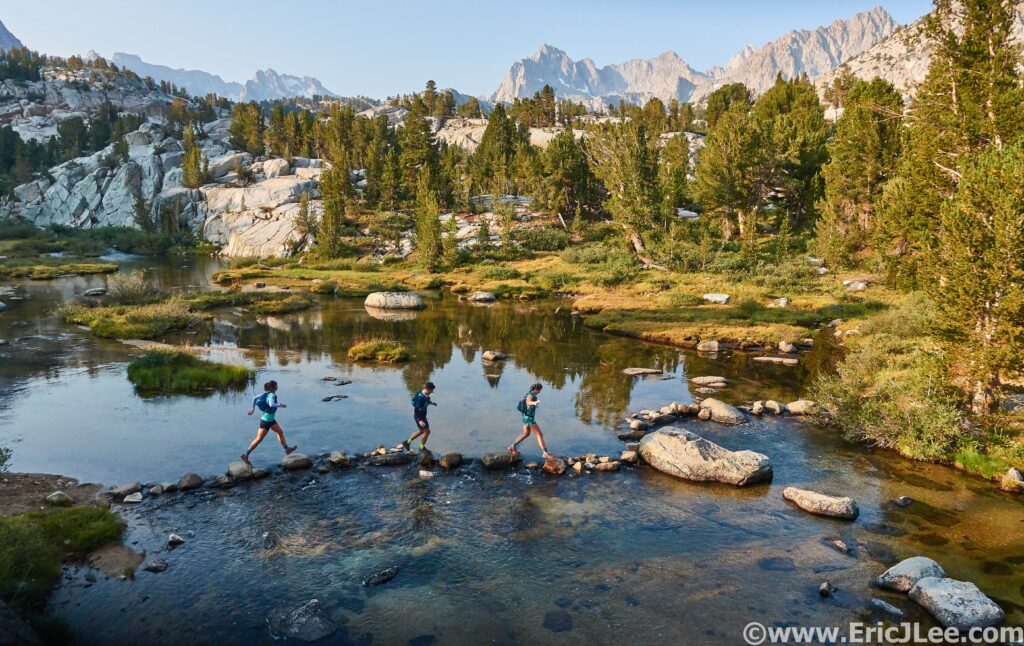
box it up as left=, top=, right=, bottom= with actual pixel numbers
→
left=104, top=52, right=337, bottom=102
left=816, top=1, right=1024, bottom=99
left=0, top=19, right=24, bottom=51
left=492, top=6, right=898, bottom=107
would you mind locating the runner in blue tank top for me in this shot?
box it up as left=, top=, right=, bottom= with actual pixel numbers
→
left=507, top=383, right=554, bottom=459
left=400, top=381, right=437, bottom=452
left=240, top=380, right=297, bottom=465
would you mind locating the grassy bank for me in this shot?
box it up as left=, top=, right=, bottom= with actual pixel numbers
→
left=0, top=257, right=117, bottom=280
left=127, top=350, right=253, bottom=394
left=0, top=506, right=123, bottom=610
left=812, top=293, right=1024, bottom=481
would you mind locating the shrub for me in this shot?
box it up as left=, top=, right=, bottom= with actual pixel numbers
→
left=347, top=339, right=410, bottom=362
left=480, top=266, right=522, bottom=280
left=561, top=245, right=610, bottom=265
left=533, top=270, right=578, bottom=291
left=511, top=225, right=569, bottom=251
left=670, top=293, right=705, bottom=307
left=0, top=446, right=9, bottom=472
left=230, top=256, right=261, bottom=269
left=105, top=270, right=162, bottom=305
left=311, top=279, right=339, bottom=295
left=127, top=350, right=253, bottom=394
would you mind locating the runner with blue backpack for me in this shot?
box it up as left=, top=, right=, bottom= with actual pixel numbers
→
left=240, top=380, right=297, bottom=465
left=399, top=381, right=437, bottom=452
left=507, top=383, right=554, bottom=459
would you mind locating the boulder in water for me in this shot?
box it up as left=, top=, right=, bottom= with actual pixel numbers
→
left=639, top=429, right=772, bottom=486
left=418, top=449, right=435, bottom=468
left=369, top=452, right=411, bottom=466
left=786, top=399, right=818, bottom=416
left=364, top=292, right=424, bottom=309
left=542, top=458, right=566, bottom=475
left=623, top=367, right=662, bottom=376
left=783, top=487, right=859, bottom=520
left=872, top=557, right=947, bottom=592
left=281, top=453, right=312, bottom=470
left=697, top=398, right=746, bottom=425
left=266, top=599, right=337, bottom=642
left=178, top=473, right=204, bottom=491
left=110, top=482, right=142, bottom=499
left=438, top=452, right=462, bottom=469
left=227, top=461, right=254, bottom=480
left=45, top=491, right=73, bottom=506
left=691, top=376, right=727, bottom=386
left=482, top=350, right=507, bottom=361
left=909, top=577, right=1005, bottom=630
left=467, top=291, right=496, bottom=302
left=696, top=339, right=720, bottom=352
left=481, top=452, right=521, bottom=470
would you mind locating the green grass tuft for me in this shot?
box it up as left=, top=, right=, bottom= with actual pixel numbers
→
left=347, top=339, right=410, bottom=363
left=126, top=350, right=253, bottom=394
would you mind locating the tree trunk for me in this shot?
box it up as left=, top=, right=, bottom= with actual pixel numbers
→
left=970, top=380, right=995, bottom=415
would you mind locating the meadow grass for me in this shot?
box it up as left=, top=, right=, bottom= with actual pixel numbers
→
left=126, top=350, right=253, bottom=394
left=347, top=338, right=410, bottom=362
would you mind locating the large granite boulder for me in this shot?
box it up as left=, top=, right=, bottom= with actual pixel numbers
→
left=872, top=557, right=948, bottom=593
left=782, top=487, right=859, bottom=520
left=638, top=429, right=772, bottom=486
left=364, top=292, right=424, bottom=309
left=263, top=158, right=291, bottom=178
left=909, top=577, right=1005, bottom=630
left=697, top=398, right=746, bottom=425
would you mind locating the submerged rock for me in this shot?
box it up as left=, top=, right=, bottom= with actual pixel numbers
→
left=363, top=292, right=424, bottom=309
left=122, top=492, right=143, bottom=503
left=267, top=599, right=337, bottom=642
left=594, top=460, right=620, bottom=472
left=362, top=566, right=399, bottom=586
left=481, top=452, right=521, bottom=470
left=783, top=487, right=859, bottom=520
left=691, top=376, right=727, bottom=387
left=869, top=598, right=905, bottom=620
left=281, top=453, right=312, bottom=470
left=909, top=577, right=1004, bottom=630
left=697, top=398, right=746, bottom=425
left=543, top=609, right=573, bottom=633
left=872, top=557, right=947, bottom=592
left=142, top=560, right=168, bottom=573
left=639, top=429, right=772, bottom=486
left=438, top=452, right=462, bottom=470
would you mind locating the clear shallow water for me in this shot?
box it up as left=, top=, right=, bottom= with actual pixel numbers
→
left=2, top=258, right=1023, bottom=645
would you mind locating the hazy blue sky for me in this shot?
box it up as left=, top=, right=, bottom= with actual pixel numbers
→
left=4, top=1, right=931, bottom=98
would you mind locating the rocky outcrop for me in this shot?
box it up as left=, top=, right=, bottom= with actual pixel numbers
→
left=782, top=487, right=859, bottom=520
left=364, top=292, right=425, bottom=309
left=909, top=577, right=1005, bottom=631
left=638, top=429, right=772, bottom=486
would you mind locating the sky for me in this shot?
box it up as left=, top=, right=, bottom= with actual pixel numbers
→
left=3, top=1, right=932, bottom=99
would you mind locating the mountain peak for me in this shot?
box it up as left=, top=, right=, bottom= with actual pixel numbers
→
left=0, top=19, right=25, bottom=52
left=531, top=43, right=568, bottom=61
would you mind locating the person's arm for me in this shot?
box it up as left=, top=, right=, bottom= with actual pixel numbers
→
left=267, top=392, right=279, bottom=413
left=248, top=395, right=258, bottom=415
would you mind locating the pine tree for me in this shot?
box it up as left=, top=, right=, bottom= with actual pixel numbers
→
left=694, top=104, right=761, bottom=241
left=442, top=211, right=459, bottom=267
left=932, top=140, right=1024, bottom=412
left=228, top=102, right=265, bottom=156
left=181, top=123, right=208, bottom=189
left=477, top=215, right=491, bottom=249
left=705, top=83, right=751, bottom=130
left=380, top=147, right=402, bottom=210
left=815, top=78, right=903, bottom=267
left=414, top=169, right=443, bottom=271
left=318, top=164, right=349, bottom=258
left=585, top=120, right=661, bottom=260
left=294, top=190, right=316, bottom=238
left=876, top=0, right=1024, bottom=286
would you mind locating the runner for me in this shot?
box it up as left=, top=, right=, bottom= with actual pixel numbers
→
left=508, top=383, right=554, bottom=459
left=400, top=381, right=437, bottom=452
left=240, top=380, right=297, bottom=464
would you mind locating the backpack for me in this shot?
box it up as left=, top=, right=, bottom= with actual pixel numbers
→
left=516, top=393, right=530, bottom=414
left=254, top=392, right=271, bottom=413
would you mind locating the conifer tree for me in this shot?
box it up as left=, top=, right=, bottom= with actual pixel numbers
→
left=414, top=169, right=442, bottom=271
left=318, top=164, right=349, bottom=258
left=181, top=123, right=208, bottom=189
left=815, top=78, right=903, bottom=267
left=442, top=211, right=459, bottom=267
left=932, top=141, right=1024, bottom=412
